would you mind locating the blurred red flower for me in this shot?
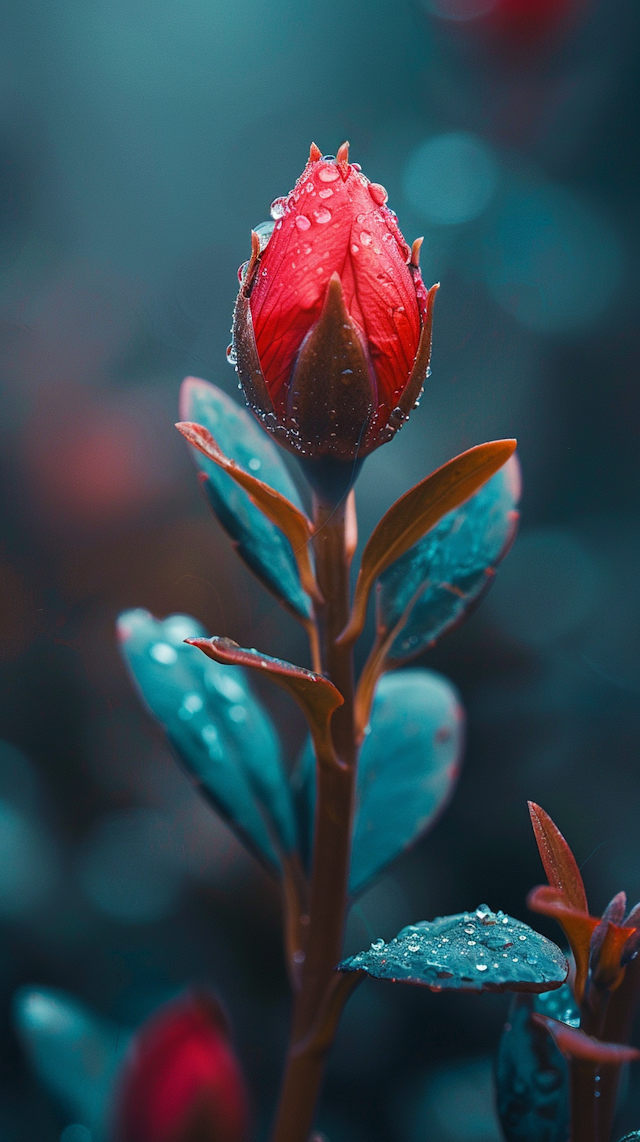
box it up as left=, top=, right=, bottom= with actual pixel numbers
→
left=113, top=991, right=249, bottom=1142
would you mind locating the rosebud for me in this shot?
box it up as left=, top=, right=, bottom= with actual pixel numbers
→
left=231, top=142, right=438, bottom=499
left=113, top=991, right=249, bottom=1142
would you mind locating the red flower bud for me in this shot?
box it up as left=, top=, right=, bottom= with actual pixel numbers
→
left=231, top=143, right=438, bottom=494
left=113, top=991, right=249, bottom=1142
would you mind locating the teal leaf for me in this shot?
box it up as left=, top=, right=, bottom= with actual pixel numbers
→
left=379, top=455, right=520, bottom=664
left=339, top=905, right=568, bottom=993
left=496, top=984, right=577, bottom=1142
left=294, top=669, right=464, bottom=893
left=13, top=987, right=129, bottom=1139
left=118, top=609, right=297, bottom=871
left=180, top=377, right=312, bottom=619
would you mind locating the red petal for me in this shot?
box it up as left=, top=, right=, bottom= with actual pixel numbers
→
left=249, top=158, right=421, bottom=411
left=114, top=992, right=249, bottom=1142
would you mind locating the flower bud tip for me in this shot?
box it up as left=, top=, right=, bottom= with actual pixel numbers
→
left=309, top=142, right=322, bottom=163
left=336, top=140, right=350, bottom=171
left=410, top=237, right=423, bottom=268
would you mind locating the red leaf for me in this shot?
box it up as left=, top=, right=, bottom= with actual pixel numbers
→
left=527, top=802, right=588, bottom=913
left=527, top=884, right=598, bottom=1003
left=532, top=1013, right=640, bottom=1065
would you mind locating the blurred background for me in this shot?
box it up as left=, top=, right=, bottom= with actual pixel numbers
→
left=0, top=0, right=639, bottom=1137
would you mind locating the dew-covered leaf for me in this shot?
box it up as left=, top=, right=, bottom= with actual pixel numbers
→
left=379, top=457, right=520, bottom=664
left=118, top=609, right=297, bottom=871
left=187, top=635, right=343, bottom=770
left=294, top=669, right=463, bottom=890
left=13, top=986, right=129, bottom=1139
left=339, top=439, right=517, bottom=646
left=496, top=984, right=577, bottom=1142
left=179, top=377, right=312, bottom=619
left=339, top=905, right=568, bottom=993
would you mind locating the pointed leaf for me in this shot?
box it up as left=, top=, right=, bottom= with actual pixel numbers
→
left=179, top=378, right=312, bottom=619
left=496, top=985, right=576, bottom=1142
left=177, top=419, right=319, bottom=604
left=118, top=610, right=297, bottom=871
left=339, top=905, right=568, bottom=993
left=527, top=885, right=598, bottom=1004
left=379, top=456, right=520, bottom=664
left=532, top=1014, right=640, bottom=1064
left=294, top=669, right=464, bottom=890
left=13, top=986, right=129, bottom=1138
left=528, top=803, right=588, bottom=914
left=187, top=636, right=343, bottom=771
left=339, top=439, right=517, bottom=645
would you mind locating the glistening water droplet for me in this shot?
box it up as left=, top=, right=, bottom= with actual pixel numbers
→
left=295, top=215, right=311, bottom=231
left=314, top=208, right=332, bottom=224
left=318, top=166, right=339, bottom=182
left=270, top=197, right=287, bottom=220
left=226, top=343, right=237, bottom=366
left=369, top=182, right=389, bottom=206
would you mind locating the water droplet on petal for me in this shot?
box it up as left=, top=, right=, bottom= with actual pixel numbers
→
left=351, top=244, right=359, bottom=254
left=318, top=187, right=333, bottom=199
left=237, top=260, right=249, bottom=283
left=314, top=208, right=332, bottom=224
left=254, top=220, right=275, bottom=249
left=369, top=182, right=388, bottom=206
left=270, top=197, right=287, bottom=220
left=295, top=215, right=311, bottom=231
left=318, top=165, right=339, bottom=182
left=226, top=343, right=237, bottom=365
left=360, top=231, right=373, bottom=246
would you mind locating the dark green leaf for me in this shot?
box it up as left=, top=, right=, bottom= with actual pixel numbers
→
left=118, top=609, right=297, bottom=871
left=379, top=457, right=520, bottom=664
left=339, top=905, right=568, bottom=992
left=496, top=984, right=577, bottom=1142
left=294, top=669, right=464, bottom=891
left=180, top=377, right=312, bottom=619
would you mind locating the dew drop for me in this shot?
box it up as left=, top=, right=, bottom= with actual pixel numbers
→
left=369, top=182, right=389, bottom=206
left=237, top=260, right=249, bottom=283
left=476, top=963, right=488, bottom=972
left=371, top=938, right=385, bottom=950
left=248, top=457, right=261, bottom=471
left=254, top=220, right=275, bottom=249
left=356, top=213, right=366, bottom=224
left=226, top=343, right=237, bottom=366
left=318, top=165, right=339, bottom=183
left=318, top=187, right=333, bottom=199
left=351, top=244, right=359, bottom=255
left=295, top=215, right=311, bottom=231
left=360, top=231, right=373, bottom=246
left=314, top=208, right=332, bottom=224
left=352, top=162, right=362, bottom=171
left=270, top=197, right=287, bottom=220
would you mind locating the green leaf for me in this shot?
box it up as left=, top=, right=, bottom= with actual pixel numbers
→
left=339, top=439, right=517, bottom=645
left=496, top=985, right=576, bottom=1142
left=379, top=457, right=520, bottom=664
left=179, top=377, right=312, bottom=619
left=295, top=669, right=464, bottom=892
left=13, top=986, right=129, bottom=1139
left=118, top=609, right=297, bottom=871
left=339, top=905, right=569, bottom=993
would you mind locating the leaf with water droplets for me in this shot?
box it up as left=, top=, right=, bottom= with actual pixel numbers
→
left=118, top=609, right=297, bottom=871
left=378, top=457, right=520, bottom=664
left=339, top=906, right=568, bottom=993
left=179, top=378, right=313, bottom=619
left=339, top=439, right=517, bottom=646
left=13, top=986, right=129, bottom=1139
left=187, top=635, right=343, bottom=773
left=496, top=984, right=577, bottom=1142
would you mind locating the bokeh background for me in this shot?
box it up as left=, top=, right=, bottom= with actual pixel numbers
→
left=0, top=0, right=639, bottom=1137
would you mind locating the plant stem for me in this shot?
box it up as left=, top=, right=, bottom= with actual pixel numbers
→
left=571, top=1060, right=598, bottom=1142
left=270, top=496, right=358, bottom=1142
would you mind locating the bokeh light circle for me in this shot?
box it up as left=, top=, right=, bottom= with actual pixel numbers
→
left=487, top=528, right=598, bottom=646
left=480, top=180, right=623, bottom=332
left=403, top=133, right=499, bottom=226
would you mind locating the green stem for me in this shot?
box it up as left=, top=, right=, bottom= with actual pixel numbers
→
left=270, top=496, right=357, bottom=1142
